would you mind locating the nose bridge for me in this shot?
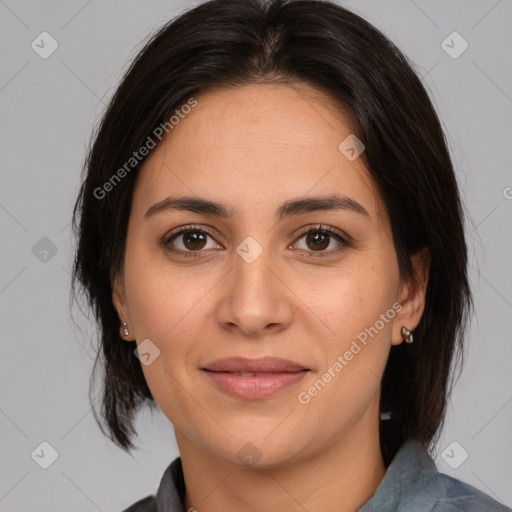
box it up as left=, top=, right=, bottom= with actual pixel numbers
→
left=234, top=237, right=274, bottom=300
left=217, top=233, right=292, bottom=335
left=232, top=235, right=277, bottom=308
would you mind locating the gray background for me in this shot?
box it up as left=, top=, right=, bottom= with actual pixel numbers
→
left=1, top=0, right=511, bottom=510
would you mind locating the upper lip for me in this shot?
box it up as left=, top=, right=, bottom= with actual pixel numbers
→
left=202, top=357, right=309, bottom=373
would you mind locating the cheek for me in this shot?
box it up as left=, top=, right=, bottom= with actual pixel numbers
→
left=297, top=279, right=394, bottom=433
left=307, top=262, right=397, bottom=397
left=314, top=261, right=395, bottom=341
left=123, top=242, right=216, bottom=341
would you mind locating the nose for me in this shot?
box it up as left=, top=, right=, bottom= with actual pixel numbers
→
left=215, top=244, right=293, bottom=338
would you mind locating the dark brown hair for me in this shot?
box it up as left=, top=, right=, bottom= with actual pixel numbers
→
left=71, top=0, right=472, bottom=466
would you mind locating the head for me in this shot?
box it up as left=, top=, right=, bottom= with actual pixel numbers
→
left=71, top=0, right=472, bottom=467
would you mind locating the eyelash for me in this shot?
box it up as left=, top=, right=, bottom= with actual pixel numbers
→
left=161, top=223, right=352, bottom=259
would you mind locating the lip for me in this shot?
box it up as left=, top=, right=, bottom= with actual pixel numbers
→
left=202, top=356, right=309, bottom=373
left=201, top=357, right=310, bottom=400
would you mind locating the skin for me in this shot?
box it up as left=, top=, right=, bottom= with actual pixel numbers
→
left=112, top=82, right=430, bottom=512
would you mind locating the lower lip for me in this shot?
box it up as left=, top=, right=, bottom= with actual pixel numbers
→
left=203, top=370, right=309, bottom=400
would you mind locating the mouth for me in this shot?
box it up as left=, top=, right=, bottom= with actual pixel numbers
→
left=204, top=371, right=307, bottom=377
left=201, top=357, right=311, bottom=400
left=202, top=356, right=310, bottom=373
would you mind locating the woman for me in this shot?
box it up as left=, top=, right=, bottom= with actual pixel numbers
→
left=71, top=0, right=510, bottom=510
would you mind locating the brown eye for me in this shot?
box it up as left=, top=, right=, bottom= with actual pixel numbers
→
left=304, top=231, right=330, bottom=251
left=161, top=225, right=223, bottom=258
left=178, top=230, right=208, bottom=251
left=291, top=225, right=352, bottom=258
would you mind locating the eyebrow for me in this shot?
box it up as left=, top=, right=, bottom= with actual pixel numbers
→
left=144, top=194, right=371, bottom=222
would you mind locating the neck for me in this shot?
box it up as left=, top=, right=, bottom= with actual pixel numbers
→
left=176, top=412, right=386, bottom=512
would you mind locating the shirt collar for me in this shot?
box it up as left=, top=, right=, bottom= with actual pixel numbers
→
left=155, top=440, right=439, bottom=512
left=156, top=455, right=186, bottom=512
left=357, top=440, right=439, bottom=511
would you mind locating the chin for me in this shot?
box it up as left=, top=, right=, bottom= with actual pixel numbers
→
left=203, top=431, right=309, bottom=471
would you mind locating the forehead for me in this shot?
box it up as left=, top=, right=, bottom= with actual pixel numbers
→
left=132, top=83, right=383, bottom=226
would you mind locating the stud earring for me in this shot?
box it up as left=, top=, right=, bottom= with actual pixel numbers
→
left=121, top=321, right=129, bottom=337
left=401, top=326, right=413, bottom=344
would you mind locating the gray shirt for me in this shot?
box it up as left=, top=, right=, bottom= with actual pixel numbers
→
left=122, top=440, right=511, bottom=511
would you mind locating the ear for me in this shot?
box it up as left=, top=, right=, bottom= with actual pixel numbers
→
left=392, top=246, right=431, bottom=346
left=112, top=270, right=134, bottom=341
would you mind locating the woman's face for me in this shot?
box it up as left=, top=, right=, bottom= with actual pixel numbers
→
left=113, top=82, right=427, bottom=468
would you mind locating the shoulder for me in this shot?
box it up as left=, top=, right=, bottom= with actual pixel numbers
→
left=429, top=473, right=511, bottom=511
left=121, top=495, right=157, bottom=512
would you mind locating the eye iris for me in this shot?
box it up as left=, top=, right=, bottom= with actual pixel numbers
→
left=183, top=231, right=207, bottom=250
left=306, top=231, right=329, bottom=251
